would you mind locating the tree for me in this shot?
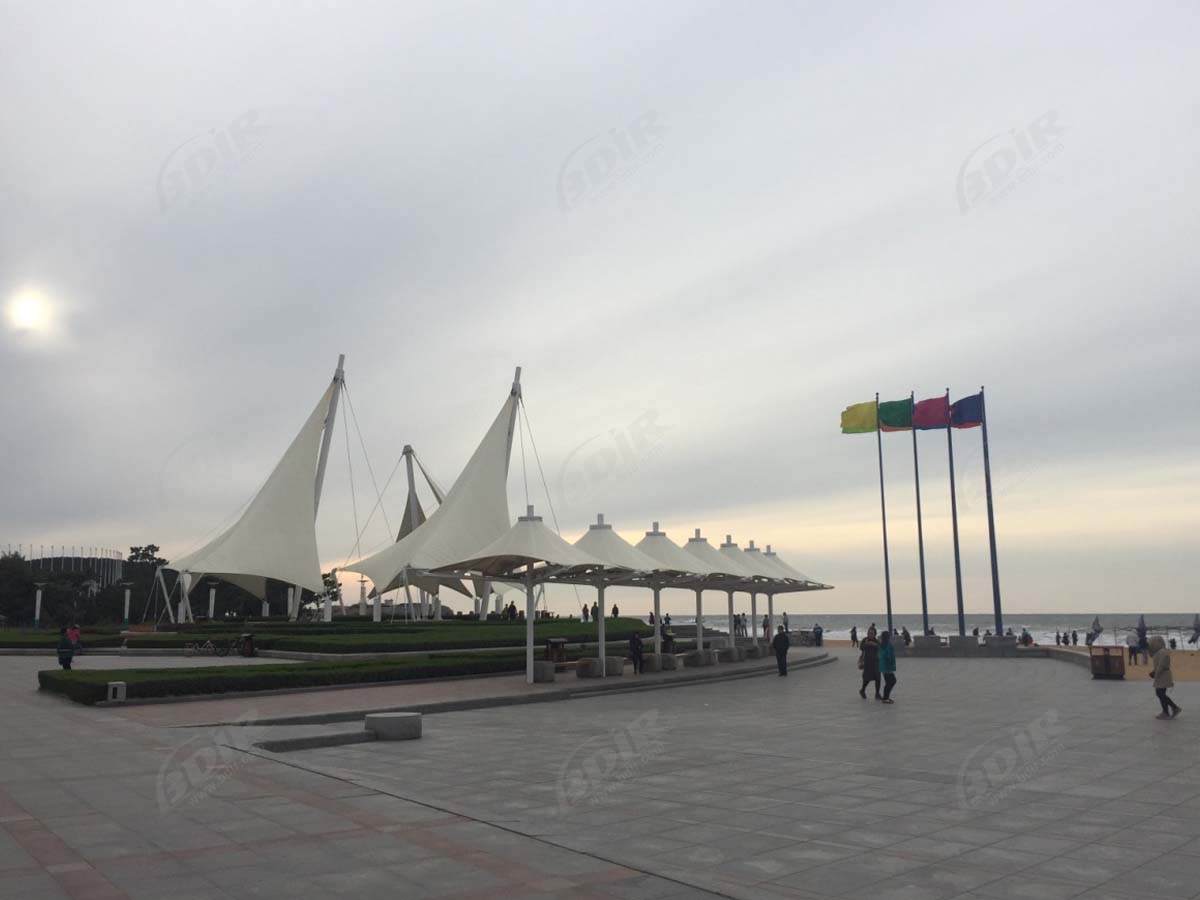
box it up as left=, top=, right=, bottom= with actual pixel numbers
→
left=0, top=552, right=34, bottom=624
left=128, top=545, right=167, bottom=566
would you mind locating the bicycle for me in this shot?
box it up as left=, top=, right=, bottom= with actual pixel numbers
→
left=183, top=639, right=233, bottom=657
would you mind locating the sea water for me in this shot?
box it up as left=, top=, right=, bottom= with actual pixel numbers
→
left=651, top=612, right=1199, bottom=646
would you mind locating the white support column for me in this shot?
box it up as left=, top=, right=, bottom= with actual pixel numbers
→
left=358, top=578, right=367, bottom=616
left=372, top=591, right=382, bottom=623
left=287, top=586, right=297, bottom=622
left=494, top=594, right=502, bottom=615
left=525, top=571, right=535, bottom=685
left=695, top=590, right=704, bottom=650
left=727, top=590, right=735, bottom=650
left=434, top=589, right=442, bottom=620
left=751, top=593, right=758, bottom=646
left=597, top=584, right=606, bottom=677
left=768, top=594, right=775, bottom=641
left=123, top=586, right=131, bottom=625
left=34, top=585, right=44, bottom=627
left=322, top=591, right=332, bottom=622
left=208, top=585, right=217, bottom=620
left=261, top=596, right=270, bottom=618
left=178, top=573, right=191, bottom=625
left=652, top=587, right=662, bottom=655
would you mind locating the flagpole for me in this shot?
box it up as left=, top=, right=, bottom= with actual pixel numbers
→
left=980, top=385, right=1003, bottom=635
left=911, top=391, right=929, bottom=636
left=947, top=388, right=965, bottom=636
left=875, top=392, right=894, bottom=634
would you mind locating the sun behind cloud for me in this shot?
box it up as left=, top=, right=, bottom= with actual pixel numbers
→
left=6, top=288, right=53, bottom=334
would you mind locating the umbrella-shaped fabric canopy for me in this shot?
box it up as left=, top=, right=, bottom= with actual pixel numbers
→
left=681, top=529, right=755, bottom=651
left=439, top=505, right=606, bottom=683
left=573, top=514, right=663, bottom=669
left=635, top=524, right=725, bottom=650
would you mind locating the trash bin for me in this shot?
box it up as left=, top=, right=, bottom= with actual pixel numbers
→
left=239, top=633, right=256, bottom=657
left=1089, top=645, right=1124, bottom=679
left=544, top=637, right=567, bottom=662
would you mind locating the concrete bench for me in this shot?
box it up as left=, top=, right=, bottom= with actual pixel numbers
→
left=743, top=645, right=764, bottom=659
left=604, top=656, right=625, bottom=676
left=640, top=653, right=663, bottom=673
left=717, top=647, right=744, bottom=663
left=365, top=712, right=422, bottom=741
left=575, top=657, right=603, bottom=678
left=660, top=653, right=679, bottom=670
left=532, top=661, right=556, bottom=682
left=683, top=649, right=719, bottom=667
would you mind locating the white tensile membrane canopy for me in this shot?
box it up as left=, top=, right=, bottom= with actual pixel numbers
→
left=571, top=514, right=669, bottom=672
left=762, top=543, right=814, bottom=583
left=170, top=379, right=339, bottom=597
left=436, top=505, right=608, bottom=684
left=344, top=379, right=521, bottom=596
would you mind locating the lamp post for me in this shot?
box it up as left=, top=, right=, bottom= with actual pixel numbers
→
left=34, top=583, right=46, bottom=627
left=121, top=582, right=132, bottom=625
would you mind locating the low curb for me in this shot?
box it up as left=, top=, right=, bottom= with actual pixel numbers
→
left=231, top=653, right=835, bottom=732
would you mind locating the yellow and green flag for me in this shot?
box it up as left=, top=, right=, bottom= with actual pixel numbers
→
left=840, top=401, right=877, bottom=433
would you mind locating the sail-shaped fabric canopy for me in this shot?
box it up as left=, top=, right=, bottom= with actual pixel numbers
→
left=170, top=380, right=338, bottom=596
left=345, top=382, right=519, bottom=592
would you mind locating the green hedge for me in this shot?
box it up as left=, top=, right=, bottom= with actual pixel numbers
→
left=125, top=618, right=652, bottom=654
left=0, top=632, right=123, bottom=649
left=38, top=652, right=532, bottom=705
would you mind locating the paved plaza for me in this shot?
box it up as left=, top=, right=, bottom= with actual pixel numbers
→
left=2, top=650, right=1199, bottom=899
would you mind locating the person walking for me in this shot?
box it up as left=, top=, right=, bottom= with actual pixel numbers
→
left=1149, top=636, right=1182, bottom=719
left=813, top=623, right=823, bottom=647
left=611, top=604, right=619, bottom=619
left=782, top=611, right=789, bottom=634
left=591, top=601, right=599, bottom=622
left=582, top=604, right=589, bottom=622
left=1126, top=632, right=1138, bottom=665
left=1071, top=630, right=1078, bottom=646
left=56, top=627, right=75, bottom=670
left=859, top=626, right=881, bottom=700
left=629, top=631, right=645, bottom=675
left=879, top=630, right=898, bottom=703
left=762, top=615, right=769, bottom=639
left=850, top=625, right=858, bottom=648
left=67, top=623, right=82, bottom=653
left=771, top=625, right=790, bottom=676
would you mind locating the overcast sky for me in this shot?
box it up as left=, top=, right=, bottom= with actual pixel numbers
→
left=3, top=1, right=1198, bottom=616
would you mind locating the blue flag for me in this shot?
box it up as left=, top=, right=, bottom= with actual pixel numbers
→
left=951, top=393, right=983, bottom=428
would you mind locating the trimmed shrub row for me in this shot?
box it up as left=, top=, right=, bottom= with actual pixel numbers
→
left=124, top=618, right=653, bottom=653
left=0, top=633, right=124, bottom=649
left=38, top=651, right=531, bottom=705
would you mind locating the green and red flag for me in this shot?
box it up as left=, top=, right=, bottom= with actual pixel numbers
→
left=877, top=397, right=913, bottom=431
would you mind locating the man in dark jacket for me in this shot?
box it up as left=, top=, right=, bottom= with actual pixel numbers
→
left=629, top=631, right=644, bottom=674
left=771, top=625, right=790, bottom=676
